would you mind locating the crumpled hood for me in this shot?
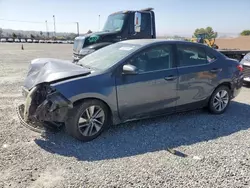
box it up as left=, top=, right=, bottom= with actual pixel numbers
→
left=24, top=58, right=91, bottom=90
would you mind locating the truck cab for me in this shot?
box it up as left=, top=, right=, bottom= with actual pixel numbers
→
left=72, top=8, right=156, bottom=62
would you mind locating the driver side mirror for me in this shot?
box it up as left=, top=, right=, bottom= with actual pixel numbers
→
left=122, top=64, right=138, bottom=75
left=134, top=12, right=141, bottom=33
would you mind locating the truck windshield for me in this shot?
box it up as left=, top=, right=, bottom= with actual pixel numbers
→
left=102, top=13, right=126, bottom=32
left=78, top=42, right=142, bottom=71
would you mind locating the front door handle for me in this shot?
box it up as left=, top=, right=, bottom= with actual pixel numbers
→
left=164, top=75, right=177, bottom=81
left=210, top=68, right=222, bottom=73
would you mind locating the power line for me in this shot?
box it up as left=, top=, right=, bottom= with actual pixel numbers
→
left=0, top=18, right=77, bottom=25
left=0, top=19, right=44, bottom=24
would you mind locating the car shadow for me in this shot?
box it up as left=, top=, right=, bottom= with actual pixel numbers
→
left=34, top=101, right=250, bottom=161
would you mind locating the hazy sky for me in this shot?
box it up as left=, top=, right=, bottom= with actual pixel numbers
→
left=0, top=0, right=249, bottom=36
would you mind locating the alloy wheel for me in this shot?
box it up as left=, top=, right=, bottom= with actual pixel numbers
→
left=212, top=90, right=229, bottom=112
left=78, top=105, right=105, bottom=137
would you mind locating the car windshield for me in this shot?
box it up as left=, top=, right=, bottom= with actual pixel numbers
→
left=78, top=42, right=142, bottom=71
left=102, top=13, right=127, bottom=32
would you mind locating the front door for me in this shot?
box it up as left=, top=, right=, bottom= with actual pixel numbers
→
left=115, top=44, right=178, bottom=120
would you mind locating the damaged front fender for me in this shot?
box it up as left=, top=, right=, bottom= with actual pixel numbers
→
left=21, top=84, right=73, bottom=125
left=35, top=91, right=73, bottom=122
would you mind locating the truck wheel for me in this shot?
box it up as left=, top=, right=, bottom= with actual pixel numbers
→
left=243, top=80, right=250, bottom=87
left=208, top=86, right=231, bottom=114
left=72, top=59, right=78, bottom=64
left=65, top=99, right=110, bottom=142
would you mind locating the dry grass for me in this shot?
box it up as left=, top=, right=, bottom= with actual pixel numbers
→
left=216, top=36, right=250, bottom=50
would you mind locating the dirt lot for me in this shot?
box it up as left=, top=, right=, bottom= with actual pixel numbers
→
left=0, top=43, right=250, bottom=188
left=216, top=36, right=250, bottom=50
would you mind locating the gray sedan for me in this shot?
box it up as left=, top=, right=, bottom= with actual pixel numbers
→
left=17, top=39, right=244, bottom=142
left=240, top=52, right=250, bottom=83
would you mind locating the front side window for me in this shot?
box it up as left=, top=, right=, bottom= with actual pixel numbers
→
left=102, top=13, right=127, bottom=32
left=128, top=44, right=174, bottom=73
left=206, top=50, right=217, bottom=63
left=177, top=44, right=207, bottom=67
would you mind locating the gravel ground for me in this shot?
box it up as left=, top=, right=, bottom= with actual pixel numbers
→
left=0, top=43, right=250, bottom=188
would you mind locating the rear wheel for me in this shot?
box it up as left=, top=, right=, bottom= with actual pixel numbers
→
left=208, top=86, right=231, bottom=114
left=65, top=99, right=110, bottom=142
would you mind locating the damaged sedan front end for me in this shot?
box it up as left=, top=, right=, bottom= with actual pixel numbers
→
left=17, top=58, right=92, bottom=132
left=18, top=83, right=73, bottom=132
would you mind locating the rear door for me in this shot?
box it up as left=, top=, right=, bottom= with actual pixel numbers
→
left=175, top=44, right=220, bottom=110
left=115, top=44, right=178, bottom=120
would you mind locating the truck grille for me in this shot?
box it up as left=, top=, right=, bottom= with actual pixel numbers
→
left=243, top=65, right=250, bottom=77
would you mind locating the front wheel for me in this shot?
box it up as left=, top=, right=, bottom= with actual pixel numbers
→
left=208, top=86, right=231, bottom=114
left=65, top=100, right=110, bottom=142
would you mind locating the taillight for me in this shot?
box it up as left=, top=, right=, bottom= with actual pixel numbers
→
left=237, top=64, right=243, bottom=72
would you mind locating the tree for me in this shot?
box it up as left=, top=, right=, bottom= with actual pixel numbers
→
left=66, top=33, right=77, bottom=40
left=12, top=33, right=17, bottom=38
left=193, top=27, right=218, bottom=39
left=47, top=32, right=50, bottom=39
left=86, top=30, right=92, bottom=34
left=30, top=34, right=35, bottom=39
left=0, top=28, right=2, bottom=37
left=240, top=30, right=250, bottom=36
left=6, top=33, right=11, bottom=37
left=55, top=36, right=66, bottom=40
left=39, top=31, right=43, bottom=39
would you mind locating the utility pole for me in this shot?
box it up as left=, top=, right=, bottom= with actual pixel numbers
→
left=53, top=15, right=56, bottom=37
left=45, top=20, right=49, bottom=39
left=76, top=22, right=79, bottom=36
left=98, top=15, right=100, bottom=31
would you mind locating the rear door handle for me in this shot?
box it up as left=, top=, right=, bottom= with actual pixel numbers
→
left=210, top=68, right=222, bottom=73
left=164, top=75, right=177, bottom=81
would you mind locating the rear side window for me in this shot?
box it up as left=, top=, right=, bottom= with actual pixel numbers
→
left=206, top=50, right=217, bottom=63
left=177, top=44, right=207, bottom=67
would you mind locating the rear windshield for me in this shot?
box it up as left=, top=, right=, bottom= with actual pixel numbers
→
left=78, top=42, right=142, bottom=71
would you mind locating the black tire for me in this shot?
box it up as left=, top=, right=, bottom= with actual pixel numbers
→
left=65, top=99, right=110, bottom=142
left=243, top=81, right=250, bottom=87
left=208, top=85, right=231, bottom=114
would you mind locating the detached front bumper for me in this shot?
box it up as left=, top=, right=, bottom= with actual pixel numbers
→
left=16, top=103, right=57, bottom=133
left=17, top=86, right=73, bottom=133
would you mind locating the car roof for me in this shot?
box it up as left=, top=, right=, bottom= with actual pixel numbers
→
left=118, top=39, right=209, bottom=48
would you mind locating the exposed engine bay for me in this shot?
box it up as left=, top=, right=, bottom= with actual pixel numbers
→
left=18, top=83, right=73, bottom=132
